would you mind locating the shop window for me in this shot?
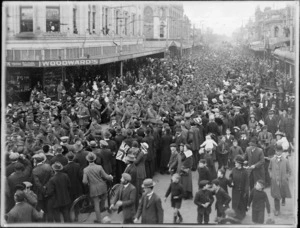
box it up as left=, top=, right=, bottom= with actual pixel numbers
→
left=20, top=7, right=33, bottom=32
left=46, top=7, right=60, bottom=32
left=45, top=49, right=64, bottom=60
left=92, top=12, right=96, bottom=31
left=7, top=75, right=31, bottom=92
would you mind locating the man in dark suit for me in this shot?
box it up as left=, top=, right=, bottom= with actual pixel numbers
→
left=211, top=179, right=231, bottom=219
left=7, top=162, right=32, bottom=196
left=63, top=152, right=83, bottom=202
left=142, top=128, right=155, bottom=178
left=45, top=162, right=72, bottom=223
left=134, top=179, right=164, bottom=224
left=31, top=153, right=53, bottom=218
left=110, top=173, right=137, bottom=224
left=244, top=137, right=265, bottom=190
left=124, top=154, right=138, bottom=208
left=6, top=190, right=44, bottom=223
left=94, top=140, right=114, bottom=175
left=50, top=144, right=68, bottom=166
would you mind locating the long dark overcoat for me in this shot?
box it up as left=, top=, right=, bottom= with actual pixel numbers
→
left=268, top=156, right=292, bottom=199
left=160, top=133, right=173, bottom=168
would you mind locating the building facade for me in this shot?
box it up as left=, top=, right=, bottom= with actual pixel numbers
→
left=245, top=4, right=296, bottom=81
left=4, top=2, right=167, bottom=101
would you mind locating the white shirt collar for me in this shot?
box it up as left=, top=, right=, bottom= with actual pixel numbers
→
left=147, top=191, right=154, bottom=199
left=123, top=183, right=129, bottom=188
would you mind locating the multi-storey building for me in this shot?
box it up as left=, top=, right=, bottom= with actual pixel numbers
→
left=4, top=2, right=166, bottom=101
left=246, top=4, right=296, bottom=80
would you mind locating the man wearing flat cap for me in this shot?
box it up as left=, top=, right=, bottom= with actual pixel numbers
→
left=134, top=178, right=164, bottom=224
left=244, top=137, right=265, bottom=190
left=110, top=173, right=137, bottom=223
left=45, top=162, right=71, bottom=222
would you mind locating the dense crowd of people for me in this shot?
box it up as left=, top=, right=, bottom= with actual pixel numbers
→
left=4, top=44, right=295, bottom=224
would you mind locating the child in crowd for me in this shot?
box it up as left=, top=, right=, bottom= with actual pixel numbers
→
left=247, top=179, right=271, bottom=224
left=194, top=180, right=212, bottom=224
left=200, top=134, right=218, bottom=152
left=211, top=179, right=231, bottom=220
left=216, top=169, right=232, bottom=194
left=197, top=159, right=210, bottom=186
left=165, top=173, right=184, bottom=223
left=228, top=139, right=243, bottom=169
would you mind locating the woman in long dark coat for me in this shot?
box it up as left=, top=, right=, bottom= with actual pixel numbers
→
left=180, top=144, right=194, bottom=199
left=160, top=127, right=173, bottom=174
left=229, top=155, right=249, bottom=220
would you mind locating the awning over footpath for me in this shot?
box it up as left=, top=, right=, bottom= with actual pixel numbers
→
left=249, top=41, right=264, bottom=51
left=273, top=49, right=295, bottom=63
left=268, top=37, right=290, bottom=50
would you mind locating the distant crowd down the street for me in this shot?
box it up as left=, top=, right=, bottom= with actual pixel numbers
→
left=4, top=44, right=296, bottom=225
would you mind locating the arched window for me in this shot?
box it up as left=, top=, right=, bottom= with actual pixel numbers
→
left=274, top=26, right=279, bottom=37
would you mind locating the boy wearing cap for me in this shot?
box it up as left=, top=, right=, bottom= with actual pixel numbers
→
left=110, top=173, right=137, bottom=224
left=211, top=179, right=231, bottom=220
left=247, top=179, right=270, bottom=224
left=197, top=159, right=210, bottom=184
left=194, top=180, right=212, bottom=224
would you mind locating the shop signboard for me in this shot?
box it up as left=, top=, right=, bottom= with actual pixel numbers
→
left=6, top=61, right=39, bottom=67
left=39, top=59, right=99, bottom=67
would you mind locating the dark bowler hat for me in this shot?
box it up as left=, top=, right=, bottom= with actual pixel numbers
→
left=141, top=178, right=155, bottom=188
left=52, top=162, right=63, bottom=171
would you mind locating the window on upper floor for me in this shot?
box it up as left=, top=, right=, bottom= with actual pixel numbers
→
left=73, top=8, right=78, bottom=34
left=20, top=6, right=33, bottom=32
left=46, top=7, right=60, bottom=32
left=274, top=26, right=279, bottom=37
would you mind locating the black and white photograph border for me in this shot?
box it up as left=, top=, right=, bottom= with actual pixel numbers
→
left=1, top=1, right=299, bottom=227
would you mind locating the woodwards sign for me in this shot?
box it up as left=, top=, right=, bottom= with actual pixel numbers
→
left=6, top=59, right=100, bottom=67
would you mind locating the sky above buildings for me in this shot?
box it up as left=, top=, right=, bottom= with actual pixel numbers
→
left=182, top=1, right=294, bottom=36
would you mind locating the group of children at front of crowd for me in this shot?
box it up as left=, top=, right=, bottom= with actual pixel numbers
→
left=164, top=161, right=271, bottom=224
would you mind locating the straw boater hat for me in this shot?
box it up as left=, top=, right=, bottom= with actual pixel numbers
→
left=32, top=153, right=47, bottom=163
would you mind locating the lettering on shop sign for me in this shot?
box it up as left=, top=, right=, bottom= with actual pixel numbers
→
left=7, top=62, right=37, bottom=67
left=40, top=59, right=99, bottom=67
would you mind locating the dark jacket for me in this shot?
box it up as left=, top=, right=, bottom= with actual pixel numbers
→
left=63, top=161, right=83, bottom=201
left=197, top=166, right=211, bottom=186
left=32, top=163, right=53, bottom=200
left=6, top=201, right=43, bottom=223
left=50, top=154, right=68, bottom=166
left=112, top=183, right=137, bottom=220
left=214, top=187, right=231, bottom=213
left=248, top=188, right=270, bottom=213
left=135, top=192, right=164, bottom=224
left=45, top=171, right=72, bottom=208
left=194, top=189, right=210, bottom=213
